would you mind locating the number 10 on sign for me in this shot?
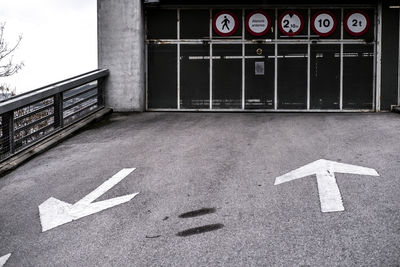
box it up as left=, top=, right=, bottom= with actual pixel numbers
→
left=312, top=11, right=337, bottom=37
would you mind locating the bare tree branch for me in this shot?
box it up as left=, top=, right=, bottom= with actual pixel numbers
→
left=0, top=22, right=24, bottom=78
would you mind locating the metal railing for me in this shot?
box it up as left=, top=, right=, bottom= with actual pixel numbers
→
left=0, top=69, right=109, bottom=162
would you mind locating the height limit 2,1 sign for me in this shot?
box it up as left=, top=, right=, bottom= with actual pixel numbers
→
left=213, top=11, right=238, bottom=36
left=279, top=11, right=304, bottom=36
left=246, top=11, right=272, bottom=36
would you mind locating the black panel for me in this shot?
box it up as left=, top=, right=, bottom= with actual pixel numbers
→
left=180, top=44, right=210, bottom=109
left=310, top=44, right=340, bottom=109
left=147, top=9, right=177, bottom=39
left=212, top=10, right=242, bottom=38
left=245, top=9, right=275, bottom=40
left=278, top=44, right=308, bottom=109
left=343, top=9, right=375, bottom=42
left=212, top=44, right=242, bottom=109
left=148, top=44, right=177, bottom=108
left=278, top=9, right=308, bottom=39
left=381, top=4, right=399, bottom=110
left=343, top=44, right=374, bottom=109
left=180, top=10, right=210, bottom=39
left=245, top=44, right=274, bottom=109
left=310, top=9, right=341, bottom=39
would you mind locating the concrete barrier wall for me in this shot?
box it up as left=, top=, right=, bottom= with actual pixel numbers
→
left=98, top=0, right=145, bottom=112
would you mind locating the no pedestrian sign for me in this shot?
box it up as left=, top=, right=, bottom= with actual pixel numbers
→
left=312, top=11, right=337, bottom=37
left=213, top=11, right=238, bottom=36
left=246, top=11, right=271, bottom=36
left=279, top=11, right=304, bottom=36
left=345, top=11, right=370, bottom=36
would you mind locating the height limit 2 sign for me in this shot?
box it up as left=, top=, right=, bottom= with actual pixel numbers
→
left=213, top=11, right=238, bottom=36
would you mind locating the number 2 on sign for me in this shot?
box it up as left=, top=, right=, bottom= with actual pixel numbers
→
left=283, top=20, right=298, bottom=28
left=352, top=19, right=362, bottom=27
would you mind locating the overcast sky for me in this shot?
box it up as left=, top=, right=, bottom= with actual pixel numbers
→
left=0, top=0, right=97, bottom=94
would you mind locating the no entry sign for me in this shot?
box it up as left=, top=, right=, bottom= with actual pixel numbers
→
left=311, top=11, right=337, bottom=37
left=213, top=11, right=238, bottom=36
left=246, top=11, right=272, bottom=36
left=279, top=11, right=304, bottom=36
left=345, top=11, right=370, bottom=36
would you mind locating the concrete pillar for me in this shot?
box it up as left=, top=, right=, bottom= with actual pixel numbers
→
left=98, top=0, right=145, bottom=112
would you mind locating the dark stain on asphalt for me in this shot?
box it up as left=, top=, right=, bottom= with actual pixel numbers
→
left=146, top=235, right=161, bottom=239
left=176, top=224, right=224, bottom=237
left=178, top=208, right=216, bottom=218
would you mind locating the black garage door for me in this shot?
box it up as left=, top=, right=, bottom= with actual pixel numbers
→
left=146, top=7, right=376, bottom=111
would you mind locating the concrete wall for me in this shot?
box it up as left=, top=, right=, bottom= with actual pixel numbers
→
left=98, top=0, right=145, bottom=112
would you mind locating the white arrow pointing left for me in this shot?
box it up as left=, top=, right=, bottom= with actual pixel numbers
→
left=39, top=168, right=139, bottom=232
left=0, top=253, right=11, bottom=267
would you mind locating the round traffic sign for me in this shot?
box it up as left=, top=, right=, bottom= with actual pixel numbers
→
left=311, top=11, right=337, bottom=37
left=213, top=11, right=238, bottom=36
left=279, top=11, right=304, bottom=36
left=344, top=11, right=370, bottom=36
left=246, top=10, right=272, bottom=36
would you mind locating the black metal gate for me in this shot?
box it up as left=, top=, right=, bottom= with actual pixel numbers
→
left=146, top=6, right=377, bottom=111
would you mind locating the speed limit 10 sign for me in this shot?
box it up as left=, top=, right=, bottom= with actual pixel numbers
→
left=345, top=11, right=370, bottom=36
left=311, top=11, right=337, bottom=37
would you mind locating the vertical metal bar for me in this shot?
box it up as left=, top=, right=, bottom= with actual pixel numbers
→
left=372, top=7, right=377, bottom=111
left=145, top=42, right=149, bottom=111
left=177, top=9, right=181, bottom=110
left=307, top=8, right=311, bottom=110
left=307, top=43, right=311, bottom=110
left=1, top=113, right=11, bottom=155
left=398, top=8, right=400, bottom=105
left=242, top=8, right=245, bottom=110
left=8, top=111, right=14, bottom=154
left=209, top=9, right=213, bottom=110
left=98, top=77, right=106, bottom=107
left=376, top=3, right=383, bottom=111
left=340, top=8, right=344, bottom=110
left=274, top=8, right=278, bottom=110
left=144, top=9, right=149, bottom=111
left=53, top=93, right=64, bottom=129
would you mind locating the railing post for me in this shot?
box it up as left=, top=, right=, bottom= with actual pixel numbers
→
left=53, top=93, right=64, bottom=128
left=2, top=111, right=15, bottom=155
left=97, top=77, right=106, bottom=107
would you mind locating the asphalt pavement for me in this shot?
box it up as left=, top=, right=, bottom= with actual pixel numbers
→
left=0, top=112, right=399, bottom=266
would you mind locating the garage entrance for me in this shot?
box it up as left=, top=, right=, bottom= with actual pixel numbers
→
left=146, top=6, right=376, bottom=111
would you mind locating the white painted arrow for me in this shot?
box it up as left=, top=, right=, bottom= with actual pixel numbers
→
left=274, top=159, right=379, bottom=212
left=39, top=168, right=139, bottom=232
left=0, top=253, right=11, bottom=267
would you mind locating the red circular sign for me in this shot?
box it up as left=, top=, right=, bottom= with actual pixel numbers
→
left=344, top=10, right=370, bottom=37
left=213, top=11, right=239, bottom=37
left=311, top=11, right=337, bottom=37
left=279, top=11, right=304, bottom=37
left=246, top=10, right=272, bottom=36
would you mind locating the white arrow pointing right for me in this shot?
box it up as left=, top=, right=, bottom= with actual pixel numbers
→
left=0, top=254, right=11, bottom=267
left=275, top=159, right=379, bottom=212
